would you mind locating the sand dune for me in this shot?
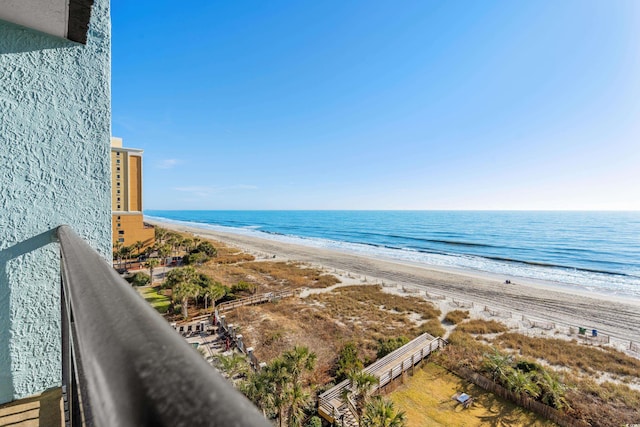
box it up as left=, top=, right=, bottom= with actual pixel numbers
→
left=148, top=219, right=640, bottom=347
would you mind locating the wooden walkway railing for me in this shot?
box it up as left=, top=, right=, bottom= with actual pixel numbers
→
left=216, top=289, right=296, bottom=313
left=318, top=333, right=446, bottom=425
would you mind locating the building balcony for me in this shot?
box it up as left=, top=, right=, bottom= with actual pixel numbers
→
left=2, top=226, right=269, bottom=427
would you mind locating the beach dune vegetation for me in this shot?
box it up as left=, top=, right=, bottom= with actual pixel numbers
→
left=443, top=310, right=470, bottom=324
left=456, top=319, right=508, bottom=334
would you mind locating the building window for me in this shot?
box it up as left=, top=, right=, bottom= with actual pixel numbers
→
left=116, top=159, right=120, bottom=164
left=117, top=223, right=121, bottom=227
left=118, top=238, right=125, bottom=243
left=117, top=182, right=120, bottom=186
left=116, top=174, right=120, bottom=179
left=117, top=197, right=121, bottom=202
left=116, top=152, right=120, bottom=156
left=117, top=216, right=121, bottom=220
left=117, top=205, right=121, bottom=209
left=116, top=167, right=120, bottom=172
left=117, top=190, right=120, bottom=194
left=118, top=230, right=124, bottom=235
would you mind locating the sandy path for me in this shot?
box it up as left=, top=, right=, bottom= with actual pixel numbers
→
left=149, top=220, right=640, bottom=344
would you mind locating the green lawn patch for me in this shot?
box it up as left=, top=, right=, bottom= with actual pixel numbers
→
left=138, top=285, right=171, bottom=314
left=390, top=363, right=556, bottom=427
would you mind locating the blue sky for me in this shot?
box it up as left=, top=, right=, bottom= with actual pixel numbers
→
left=111, top=1, right=640, bottom=210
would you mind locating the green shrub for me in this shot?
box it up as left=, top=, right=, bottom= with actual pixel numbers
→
left=377, top=336, right=410, bottom=358
left=231, top=281, right=255, bottom=294
left=305, top=416, right=322, bottom=427
left=184, top=252, right=210, bottom=265
left=127, top=272, right=151, bottom=286
left=335, top=342, right=364, bottom=382
left=196, top=241, right=217, bottom=257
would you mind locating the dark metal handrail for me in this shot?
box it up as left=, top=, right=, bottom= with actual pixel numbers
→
left=56, top=225, right=270, bottom=426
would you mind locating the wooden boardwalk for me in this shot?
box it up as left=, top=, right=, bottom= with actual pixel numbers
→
left=216, top=289, right=296, bottom=313
left=318, top=333, right=446, bottom=425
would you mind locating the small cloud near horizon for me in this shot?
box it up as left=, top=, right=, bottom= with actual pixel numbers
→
left=173, top=184, right=258, bottom=198
left=157, top=159, right=182, bottom=169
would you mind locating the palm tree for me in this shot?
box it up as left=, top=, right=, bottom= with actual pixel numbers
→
left=283, top=346, right=317, bottom=386
left=173, top=281, right=200, bottom=318
left=240, top=371, right=275, bottom=418
left=507, top=370, right=540, bottom=398
left=120, top=245, right=133, bottom=268
left=203, top=283, right=226, bottom=312
left=483, top=348, right=513, bottom=384
left=165, top=266, right=198, bottom=289
left=145, top=258, right=160, bottom=284
left=182, top=238, right=194, bottom=253
left=154, top=227, right=167, bottom=244
left=535, top=370, right=569, bottom=410
left=283, top=346, right=316, bottom=426
left=113, top=240, right=123, bottom=266
left=287, top=383, right=309, bottom=427
left=215, top=353, right=250, bottom=379
left=265, top=358, right=291, bottom=427
left=346, top=371, right=379, bottom=426
left=362, top=397, right=406, bottom=427
left=158, top=244, right=171, bottom=264
left=134, top=240, right=144, bottom=258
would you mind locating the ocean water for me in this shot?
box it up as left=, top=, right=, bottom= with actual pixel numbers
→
left=145, top=210, right=640, bottom=299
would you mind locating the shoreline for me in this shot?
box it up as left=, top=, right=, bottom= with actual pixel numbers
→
left=147, top=218, right=640, bottom=344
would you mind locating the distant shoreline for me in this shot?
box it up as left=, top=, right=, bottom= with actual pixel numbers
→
left=147, top=217, right=640, bottom=345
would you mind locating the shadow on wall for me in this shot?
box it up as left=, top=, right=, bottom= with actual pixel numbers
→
left=0, top=19, right=76, bottom=54
left=0, top=230, right=57, bottom=403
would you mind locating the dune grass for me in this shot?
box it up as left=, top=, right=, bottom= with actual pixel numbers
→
left=444, top=310, right=470, bottom=325
left=390, top=363, right=555, bottom=427
left=456, top=319, right=509, bottom=334
left=493, top=332, right=640, bottom=377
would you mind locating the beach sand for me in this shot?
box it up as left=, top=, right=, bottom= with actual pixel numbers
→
left=148, top=219, right=640, bottom=347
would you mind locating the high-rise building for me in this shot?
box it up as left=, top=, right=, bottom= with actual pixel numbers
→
left=111, top=137, right=155, bottom=250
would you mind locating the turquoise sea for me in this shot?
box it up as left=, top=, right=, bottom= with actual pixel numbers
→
left=146, top=211, right=640, bottom=299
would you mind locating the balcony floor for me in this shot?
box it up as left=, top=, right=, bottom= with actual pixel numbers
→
left=0, top=388, right=62, bottom=427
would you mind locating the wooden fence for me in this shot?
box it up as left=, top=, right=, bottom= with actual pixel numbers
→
left=522, top=316, right=555, bottom=330
left=453, top=367, right=589, bottom=427
left=483, top=306, right=512, bottom=318
left=452, top=298, right=473, bottom=308
left=425, top=291, right=446, bottom=300
left=215, top=311, right=263, bottom=370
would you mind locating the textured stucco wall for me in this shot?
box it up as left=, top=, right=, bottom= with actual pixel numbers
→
left=0, top=0, right=111, bottom=404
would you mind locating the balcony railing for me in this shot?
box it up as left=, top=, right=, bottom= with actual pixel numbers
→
left=56, top=225, right=269, bottom=426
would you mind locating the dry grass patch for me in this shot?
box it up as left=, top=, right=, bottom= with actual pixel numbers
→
left=213, top=251, right=255, bottom=264
left=416, top=319, right=446, bottom=338
left=565, top=377, right=640, bottom=427
left=456, top=319, right=509, bottom=335
left=444, top=310, right=470, bottom=325
left=225, top=285, right=442, bottom=380
left=312, top=285, right=440, bottom=318
left=436, top=331, right=492, bottom=371
left=224, top=299, right=354, bottom=384
left=390, top=363, right=555, bottom=427
left=494, top=332, right=640, bottom=377
left=235, top=261, right=340, bottom=289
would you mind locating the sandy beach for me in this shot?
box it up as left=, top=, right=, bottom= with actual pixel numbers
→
left=148, top=219, right=640, bottom=346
